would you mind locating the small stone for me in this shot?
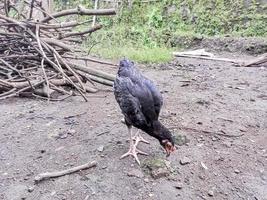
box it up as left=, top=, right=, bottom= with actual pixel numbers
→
left=127, top=169, right=144, bottom=178
left=200, top=162, right=208, bottom=170
left=40, top=150, right=46, bottom=154
left=234, top=169, right=240, bottom=174
left=97, top=145, right=104, bottom=152
left=208, top=190, right=214, bottom=196
left=50, top=191, right=56, bottom=196
left=116, top=141, right=122, bottom=145
left=174, top=182, right=183, bottom=189
left=168, top=175, right=178, bottom=181
left=223, top=141, right=232, bottom=148
left=148, top=193, right=154, bottom=197
left=68, top=129, right=76, bottom=135
left=151, top=168, right=170, bottom=179
left=144, top=178, right=149, bottom=183
left=27, top=186, right=34, bottom=193
left=58, top=132, right=68, bottom=139
left=180, top=157, right=191, bottom=165
left=198, top=174, right=206, bottom=180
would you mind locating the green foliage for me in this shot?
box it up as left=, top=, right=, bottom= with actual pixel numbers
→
left=91, top=45, right=172, bottom=64
left=76, top=0, right=267, bottom=62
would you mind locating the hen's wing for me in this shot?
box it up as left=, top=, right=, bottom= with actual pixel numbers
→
left=114, top=76, right=148, bottom=128
left=143, top=78, right=163, bottom=119
left=114, top=74, right=162, bottom=130
left=118, top=63, right=163, bottom=118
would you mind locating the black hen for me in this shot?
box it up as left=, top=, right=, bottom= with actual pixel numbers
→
left=114, top=59, right=176, bottom=164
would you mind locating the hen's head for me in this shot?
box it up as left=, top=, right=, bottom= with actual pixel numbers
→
left=158, top=128, right=176, bottom=156
left=119, top=59, right=134, bottom=68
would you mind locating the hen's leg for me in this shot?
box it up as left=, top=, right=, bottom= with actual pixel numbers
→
left=120, top=126, right=148, bottom=165
left=133, top=130, right=150, bottom=144
left=121, top=118, right=150, bottom=145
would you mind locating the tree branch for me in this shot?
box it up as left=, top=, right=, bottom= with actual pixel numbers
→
left=41, top=6, right=116, bottom=23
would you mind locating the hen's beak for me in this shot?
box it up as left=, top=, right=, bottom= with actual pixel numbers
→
left=164, top=142, right=176, bottom=157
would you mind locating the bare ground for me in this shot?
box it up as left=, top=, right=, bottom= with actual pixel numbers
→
left=0, top=53, right=266, bottom=200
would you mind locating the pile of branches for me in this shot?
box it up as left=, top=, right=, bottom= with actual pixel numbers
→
left=0, top=1, right=116, bottom=101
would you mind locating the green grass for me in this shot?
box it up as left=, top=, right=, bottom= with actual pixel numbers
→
left=91, top=45, right=173, bottom=64
left=83, top=0, right=267, bottom=64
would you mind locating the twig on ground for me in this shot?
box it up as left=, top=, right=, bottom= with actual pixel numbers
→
left=34, top=161, right=97, bottom=183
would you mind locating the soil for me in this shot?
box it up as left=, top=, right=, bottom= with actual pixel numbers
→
left=0, top=53, right=266, bottom=200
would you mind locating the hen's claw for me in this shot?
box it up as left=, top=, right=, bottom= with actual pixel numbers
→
left=133, top=131, right=150, bottom=144
left=120, top=141, right=148, bottom=165
left=121, top=126, right=149, bottom=165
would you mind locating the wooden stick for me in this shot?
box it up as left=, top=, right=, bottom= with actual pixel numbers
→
left=173, top=52, right=239, bottom=64
left=34, top=161, right=97, bottom=182
left=242, top=53, right=267, bottom=67
left=85, top=86, right=98, bottom=93
left=26, top=20, right=93, bottom=29
left=92, top=0, right=99, bottom=27
left=42, top=38, right=74, bottom=52
left=70, top=63, right=116, bottom=81
left=83, top=73, right=114, bottom=86
left=28, top=0, right=35, bottom=19
left=2, top=77, right=83, bottom=89
left=41, top=6, right=116, bottom=23
left=36, top=25, right=51, bottom=98
left=59, top=24, right=102, bottom=39
left=0, top=74, right=57, bottom=100
left=62, top=55, right=118, bottom=66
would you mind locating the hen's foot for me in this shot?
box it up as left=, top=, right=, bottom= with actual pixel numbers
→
left=120, top=140, right=148, bottom=165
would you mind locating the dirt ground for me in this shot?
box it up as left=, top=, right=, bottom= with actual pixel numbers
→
left=0, top=53, right=266, bottom=200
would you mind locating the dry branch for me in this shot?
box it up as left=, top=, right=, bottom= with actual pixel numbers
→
left=62, top=55, right=117, bottom=66
left=173, top=51, right=239, bottom=64
left=42, top=38, right=75, bottom=52
left=242, top=53, right=267, bottom=67
left=70, top=63, right=116, bottom=81
left=34, top=161, right=97, bottom=182
left=59, top=24, right=102, bottom=39
left=41, top=6, right=116, bottom=23
left=84, top=73, right=114, bottom=86
left=173, top=49, right=267, bottom=67
left=3, top=77, right=81, bottom=89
